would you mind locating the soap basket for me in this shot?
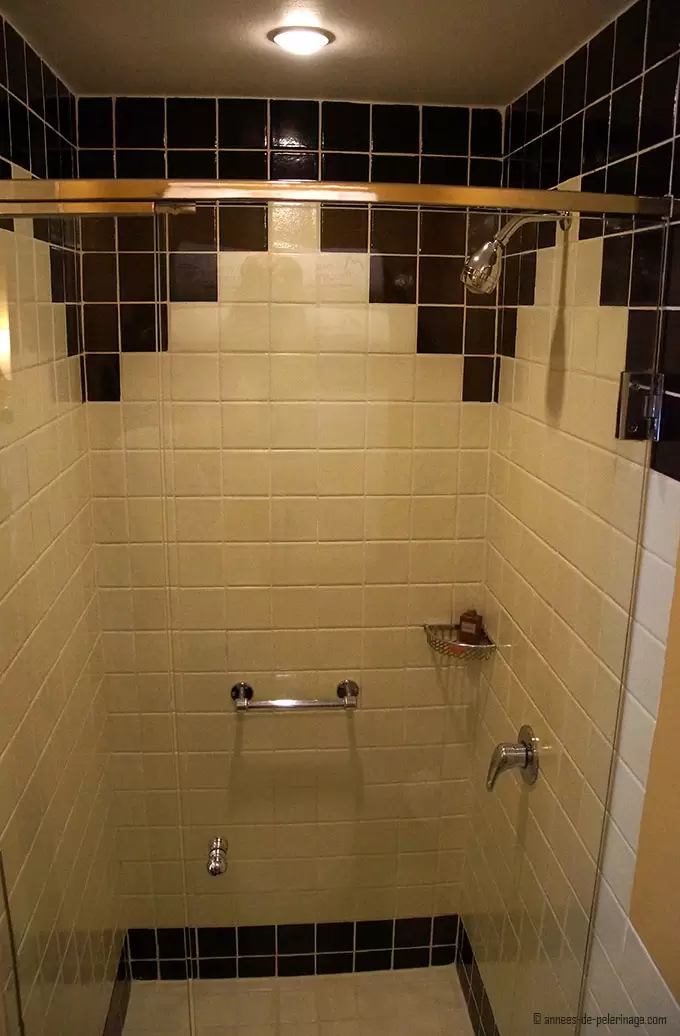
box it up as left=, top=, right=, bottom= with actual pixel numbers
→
left=423, top=623, right=496, bottom=663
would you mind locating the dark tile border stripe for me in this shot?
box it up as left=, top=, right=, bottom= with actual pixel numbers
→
left=456, top=919, right=501, bottom=1036
left=125, top=914, right=459, bottom=981
left=101, top=972, right=130, bottom=1036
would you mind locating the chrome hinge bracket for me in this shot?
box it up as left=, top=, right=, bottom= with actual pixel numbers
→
left=616, top=372, right=665, bottom=442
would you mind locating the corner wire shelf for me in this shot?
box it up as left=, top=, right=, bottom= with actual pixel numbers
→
left=423, top=624, right=496, bottom=663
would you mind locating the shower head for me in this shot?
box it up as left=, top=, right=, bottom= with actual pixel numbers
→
left=460, top=211, right=572, bottom=295
left=461, top=237, right=504, bottom=294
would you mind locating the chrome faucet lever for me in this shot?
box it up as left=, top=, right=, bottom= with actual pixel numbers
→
left=485, top=725, right=539, bottom=792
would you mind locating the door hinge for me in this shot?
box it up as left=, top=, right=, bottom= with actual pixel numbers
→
left=616, top=372, right=664, bottom=442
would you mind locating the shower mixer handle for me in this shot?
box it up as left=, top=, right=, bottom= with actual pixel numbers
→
left=485, top=725, right=539, bottom=791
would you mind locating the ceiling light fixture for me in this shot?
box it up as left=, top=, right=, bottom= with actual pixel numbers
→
left=267, top=26, right=335, bottom=55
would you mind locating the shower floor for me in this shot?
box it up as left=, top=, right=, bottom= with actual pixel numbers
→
left=122, top=965, right=473, bottom=1036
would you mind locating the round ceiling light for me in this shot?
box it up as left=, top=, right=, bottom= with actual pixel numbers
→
left=267, top=26, right=335, bottom=55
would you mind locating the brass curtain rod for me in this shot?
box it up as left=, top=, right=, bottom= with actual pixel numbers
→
left=0, top=179, right=671, bottom=218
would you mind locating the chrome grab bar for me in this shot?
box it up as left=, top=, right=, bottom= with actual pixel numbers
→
left=231, top=679, right=360, bottom=712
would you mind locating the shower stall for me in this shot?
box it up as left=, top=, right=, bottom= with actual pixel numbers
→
left=0, top=166, right=672, bottom=1036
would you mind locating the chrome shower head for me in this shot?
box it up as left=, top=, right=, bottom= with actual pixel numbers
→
left=460, top=211, right=572, bottom=296
left=461, top=237, right=504, bottom=294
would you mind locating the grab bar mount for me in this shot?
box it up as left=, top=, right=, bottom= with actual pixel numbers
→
left=231, top=679, right=360, bottom=711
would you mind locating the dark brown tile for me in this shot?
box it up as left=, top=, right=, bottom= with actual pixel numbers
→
left=646, top=0, right=680, bottom=68
left=218, top=150, right=267, bottom=180
left=237, top=925, right=275, bottom=956
left=218, top=205, right=268, bottom=251
left=630, top=227, right=664, bottom=307
left=78, top=97, right=113, bottom=148
left=81, top=217, right=116, bottom=252
left=499, top=308, right=517, bottom=357
left=167, top=149, right=217, bottom=179
left=277, top=924, right=314, bottom=955
left=600, top=233, right=633, bottom=305
left=462, top=356, right=494, bottom=401
left=356, top=920, right=393, bottom=951
left=169, top=253, right=217, bottom=302
left=118, top=253, right=157, bottom=302
left=465, top=309, right=496, bottom=354
left=237, top=957, right=275, bottom=978
left=394, top=917, right=432, bottom=948
left=432, top=914, right=458, bottom=946
left=115, top=149, right=166, bottom=178
left=271, top=151, right=319, bottom=180
left=372, top=104, right=419, bottom=153
left=83, top=304, right=118, bottom=352
left=83, top=353, right=120, bottom=401
left=166, top=98, right=216, bottom=148
left=469, top=158, right=502, bottom=187
left=640, top=54, right=679, bottom=150
left=586, top=22, right=615, bottom=105
left=218, top=99, right=267, bottom=149
left=614, top=0, right=647, bottom=88
left=115, top=97, right=165, bottom=148
left=418, top=256, right=464, bottom=305
left=322, top=101, right=370, bottom=151
left=627, top=309, right=658, bottom=372
left=320, top=207, right=369, bottom=252
left=78, top=149, right=115, bottom=178
left=370, top=155, right=418, bottom=184
left=470, top=109, right=502, bottom=157
left=316, top=922, right=354, bottom=953
left=120, top=304, right=166, bottom=352
left=609, top=79, right=642, bottom=163
left=420, top=211, right=467, bottom=255
left=371, top=209, right=418, bottom=254
left=271, top=100, right=319, bottom=150
left=197, top=927, right=236, bottom=957
left=420, top=156, right=468, bottom=185
left=369, top=255, right=417, bottom=304
left=393, top=948, right=429, bottom=969
left=82, top=252, right=117, bottom=302
left=321, top=152, right=370, bottom=183
left=416, top=307, right=463, bottom=353
left=168, top=206, right=217, bottom=251
left=117, top=216, right=158, bottom=252
left=422, top=106, right=469, bottom=155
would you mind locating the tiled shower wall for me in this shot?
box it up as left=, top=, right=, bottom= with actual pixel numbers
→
left=0, top=14, right=122, bottom=1036
left=92, top=199, right=493, bottom=931
left=0, top=215, right=119, bottom=1036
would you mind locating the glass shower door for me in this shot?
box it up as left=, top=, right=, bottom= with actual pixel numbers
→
left=462, top=212, right=660, bottom=1036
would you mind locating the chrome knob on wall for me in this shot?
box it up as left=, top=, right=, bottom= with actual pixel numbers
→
left=207, top=837, right=228, bottom=876
left=485, top=725, right=539, bottom=791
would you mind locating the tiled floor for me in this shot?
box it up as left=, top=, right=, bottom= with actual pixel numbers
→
left=123, top=965, right=473, bottom=1036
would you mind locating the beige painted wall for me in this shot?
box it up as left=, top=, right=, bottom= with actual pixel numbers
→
left=629, top=539, right=680, bottom=1002
left=0, top=217, right=120, bottom=1036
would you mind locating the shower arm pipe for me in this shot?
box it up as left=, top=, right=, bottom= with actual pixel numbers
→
left=493, top=211, right=572, bottom=246
left=0, top=179, right=671, bottom=218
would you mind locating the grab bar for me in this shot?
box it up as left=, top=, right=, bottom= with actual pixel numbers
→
left=231, top=679, right=359, bottom=711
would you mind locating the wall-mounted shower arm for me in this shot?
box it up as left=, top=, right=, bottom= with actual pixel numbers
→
left=461, top=210, right=573, bottom=295
left=494, top=211, right=572, bottom=246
